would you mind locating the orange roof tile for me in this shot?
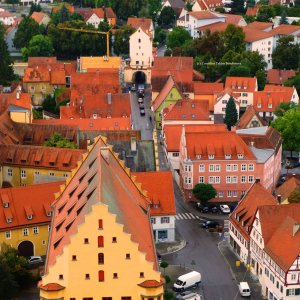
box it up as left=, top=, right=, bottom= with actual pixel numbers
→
left=138, top=279, right=164, bottom=288
left=246, top=6, right=259, bottom=16
left=76, top=7, right=116, bottom=21
left=33, top=118, right=131, bottom=131
left=163, top=99, right=210, bottom=121
left=245, top=21, right=273, bottom=31
left=243, top=27, right=272, bottom=42
left=28, top=57, right=57, bottom=66
left=0, top=144, right=84, bottom=171
left=127, top=17, right=153, bottom=33
left=258, top=203, right=300, bottom=272
left=30, top=12, right=49, bottom=24
left=276, top=175, right=300, bottom=201
left=229, top=182, right=277, bottom=240
left=185, top=130, right=256, bottom=160
left=133, top=171, right=176, bottom=216
left=39, top=283, right=65, bottom=291
left=152, top=56, right=193, bottom=72
left=270, top=24, right=300, bottom=36
left=193, top=82, right=224, bottom=95
left=197, top=22, right=229, bottom=33
left=45, top=136, right=158, bottom=274
left=189, top=11, right=220, bottom=20
left=163, top=124, right=227, bottom=152
left=0, top=182, right=63, bottom=231
left=267, top=69, right=296, bottom=85
left=225, top=77, right=257, bottom=93
left=236, top=105, right=266, bottom=129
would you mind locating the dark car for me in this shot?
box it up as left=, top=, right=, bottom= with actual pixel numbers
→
left=138, top=98, right=143, bottom=104
left=139, top=103, right=145, bottom=109
left=175, top=291, right=195, bottom=300
left=276, top=175, right=287, bottom=187
left=140, top=109, right=145, bottom=116
left=137, top=91, right=144, bottom=98
left=197, top=203, right=209, bottom=213
left=131, top=84, right=136, bottom=92
left=210, top=206, right=219, bottom=213
left=202, top=220, right=220, bottom=229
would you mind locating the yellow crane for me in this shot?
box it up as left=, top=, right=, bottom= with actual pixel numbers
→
left=59, top=27, right=111, bottom=57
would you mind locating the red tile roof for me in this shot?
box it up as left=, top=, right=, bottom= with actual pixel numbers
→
left=253, top=91, right=293, bottom=112
left=52, top=3, right=75, bottom=13
left=163, top=124, right=227, bottom=152
left=193, top=82, right=224, bottom=95
left=76, top=7, right=116, bottom=21
left=30, top=12, right=49, bottom=24
left=133, top=171, right=176, bottom=216
left=245, top=21, right=273, bottom=31
left=138, top=279, right=164, bottom=288
left=127, top=17, right=153, bottom=32
left=243, top=27, right=272, bottom=42
left=246, top=6, right=259, bottom=16
left=33, top=118, right=131, bottom=131
left=229, top=182, right=277, bottom=241
left=264, top=84, right=295, bottom=98
left=39, top=283, right=65, bottom=291
left=225, top=77, right=257, bottom=93
left=270, top=24, right=300, bottom=36
left=189, top=11, right=220, bottom=20
left=267, top=69, right=296, bottom=85
left=163, top=99, right=210, bottom=121
left=0, top=144, right=85, bottom=171
left=276, top=175, right=300, bottom=201
left=197, top=22, right=229, bottom=33
left=0, top=182, right=63, bottom=231
left=61, top=93, right=130, bottom=119
left=185, top=130, right=256, bottom=160
left=258, top=203, right=300, bottom=272
left=236, top=105, right=267, bottom=129
left=45, top=136, right=158, bottom=273
left=152, top=56, right=193, bottom=72
left=28, top=57, right=57, bottom=66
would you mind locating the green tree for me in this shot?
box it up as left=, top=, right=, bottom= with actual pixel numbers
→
left=160, top=261, right=169, bottom=275
left=256, top=5, right=275, bottom=22
left=224, top=96, right=238, bottom=130
left=244, top=15, right=256, bottom=24
left=288, top=189, right=300, bottom=203
left=0, top=261, right=18, bottom=299
left=279, top=9, right=288, bottom=24
left=42, top=94, right=57, bottom=115
left=22, top=35, right=54, bottom=61
left=186, top=1, right=193, bottom=11
left=247, top=0, right=256, bottom=7
left=29, top=2, right=42, bottom=15
left=285, top=73, right=300, bottom=96
left=255, top=69, right=267, bottom=90
left=0, top=23, right=14, bottom=85
left=112, top=25, right=135, bottom=55
left=274, top=102, right=298, bottom=117
left=13, top=16, right=42, bottom=49
left=157, top=6, right=176, bottom=27
left=272, top=36, right=300, bottom=70
left=44, top=132, right=78, bottom=149
left=166, top=27, right=191, bottom=49
left=115, top=0, right=146, bottom=20
left=148, top=0, right=161, bottom=20
left=230, top=0, right=245, bottom=14
left=222, top=24, right=246, bottom=53
left=227, top=65, right=251, bottom=77
left=5, top=0, right=19, bottom=8
left=164, top=291, right=174, bottom=300
left=193, top=183, right=217, bottom=203
left=272, top=107, right=300, bottom=155
left=154, top=27, right=167, bottom=44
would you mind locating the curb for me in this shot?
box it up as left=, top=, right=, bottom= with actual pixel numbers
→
left=159, top=239, right=187, bottom=256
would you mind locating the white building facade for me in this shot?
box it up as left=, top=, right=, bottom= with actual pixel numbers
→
left=151, top=215, right=176, bottom=242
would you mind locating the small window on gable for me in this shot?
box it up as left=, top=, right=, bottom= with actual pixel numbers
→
left=238, top=154, right=244, bottom=159
left=225, top=154, right=231, bottom=160
left=98, top=219, right=103, bottom=229
left=98, top=270, right=104, bottom=282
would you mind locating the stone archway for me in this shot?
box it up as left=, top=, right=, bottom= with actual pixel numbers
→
left=132, top=71, right=146, bottom=84
left=18, top=240, right=34, bottom=258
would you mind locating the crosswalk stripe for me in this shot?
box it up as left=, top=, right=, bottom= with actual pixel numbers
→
left=185, top=213, right=191, bottom=219
left=177, top=213, right=184, bottom=219
left=195, top=215, right=200, bottom=219
left=189, top=213, right=196, bottom=219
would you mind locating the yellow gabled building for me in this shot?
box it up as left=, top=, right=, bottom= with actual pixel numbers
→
left=0, top=182, right=63, bottom=257
left=39, top=136, right=164, bottom=299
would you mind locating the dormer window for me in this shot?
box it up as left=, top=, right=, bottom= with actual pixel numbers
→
left=268, top=103, right=272, bottom=108
left=6, top=218, right=12, bottom=223
left=153, top=204, right=159, bottom=209
left=225, top=154, right=231, bottom=160
left=244, top=86, right=247, bottom=90
left=27, top=214, right=33, bottom=220
left=93, top=113, right=97, bottom=119
left=257, top=103, right=261, bottom=108
left=196, top=154, right=201, bottom=160
left=3, top=203, right=9, bottom=208
left=238, top=154, right=244, bottom=159
left=47, top=212, right=52, bottom=217
left=208, top=155, right=214, bottom=160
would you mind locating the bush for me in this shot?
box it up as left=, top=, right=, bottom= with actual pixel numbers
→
left=164, top=291, right=174, bottom=300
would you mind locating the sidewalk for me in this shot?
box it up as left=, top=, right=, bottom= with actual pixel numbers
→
left=156, top=230, right=186, bottom=255
left=218, top=241, right=262, bottom=300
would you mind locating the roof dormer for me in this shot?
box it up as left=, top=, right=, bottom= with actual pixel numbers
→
left=1, top=193, right=10, bottom=208
left=25, top=206, right=33, bottom=220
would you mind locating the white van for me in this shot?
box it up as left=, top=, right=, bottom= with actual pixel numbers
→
left=173, top=271, right=201, bottom=292
left=238, top=282, right=251, bottom=297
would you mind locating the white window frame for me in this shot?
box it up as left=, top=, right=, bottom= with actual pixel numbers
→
left=248, top=176, right=254, bottom=183
left=5, top=231, right=11, bottom=239
left=161, top=217, right=170, bottom=224
left=21, top=170, right=26, bottom=179
left=227, top=191, right=232, bottom=197
left=199, top=176, right=205, bottom=183
left=241, top=175, right=246, bottom=183
left=23, top=228, right=29, bottom=236
left=233, top=191, right=238, bottom=197
left=238, top=154, right=244, bottom=159
left=248, top=164, right=254, bottom=171
left=215, top=176, right=220, bottom=184
left=209, top=164, right=214, bottom=172
left=7, top=168, right=13, bottom=177
left=33, top=227, right=39, bottom=234
left=233, top=164, right=238, bottom=171
left=241, top=164, right=247, bottom=171
left=199, top=164, right=205, bottom=172
left=209, top=176, right=214, bottom=184
left=215, top=164, right=220, bottom=172
left=219, top=191, right=223, bottom=198
left=226, top=164, right=231, bottom=172
left=232, top=176, right=238, bottom=183
left=226, top=176, right=231, bottom=183
left=208, top=155, right=214, bottom=160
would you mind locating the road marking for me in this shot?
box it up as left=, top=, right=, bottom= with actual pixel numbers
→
left=195, top=215, right=200, bottom=219
left=189, top=213, right=196, bottom=219
left=176, top=214, right=183, bottom=220
left=185, top=213, right=191, bottom=219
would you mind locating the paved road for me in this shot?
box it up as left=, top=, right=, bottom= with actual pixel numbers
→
left=163, top=183, right=247, bottom=300
left=129, top=85, right=154, bottom=140
left=157, top=44, right=167, bottom=56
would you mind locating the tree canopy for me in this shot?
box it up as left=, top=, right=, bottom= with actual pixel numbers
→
left=44, top=132, right=78, bottom=149
left=224, top=96, right=238, bottom=131
left=271, top=107, right=300, bottom=153
left=13, top=16, right=42, bottom=49
left=166, top=27, right=192, bottom=50
left=22, top=35, right=54, bottom=61
left=256, top=5, right=275, bottom=22
left=0, top=23, right=14, bottom=85
left=158, top=6, right=176, bottom=27
left=29, top=2, right=42, bottom=15
left=193, top=183, right=217, bottom=203
left=223, top=24, right=246, bottom=54
left=112, top=25, right=135, bottom=55
left=274, top=102, right=298, bottom=117
left=230, top=0, right=245, bottom=14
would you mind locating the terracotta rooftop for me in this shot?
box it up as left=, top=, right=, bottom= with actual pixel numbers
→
left=75, top=7, right=116, bottom=21
left=0, top=144, right=85, bottom=171
left=225, top=77, right=257, bottom=93
left=133, top=171, right=176, bottom=216
left=267, top=69, right=296, bottom=85
left=245, top=21, right=273, bottom=31
left=79, top=57, right=121, bottom=70
left=30, top=12, right=49, bottom=24
left=185, top=130, right=256, bottom=161
left=0, top=112, right=79, bottom=146
left=193, top=82, right=224, bottom=95
left=243, top=27, right=272, bottom=42
left=0, top=10, right=15, bottom=18
left=163, top=99, right=210, bottom=121
left=229, top=182, right=277, bottom=241
left=39, top=282, right=65, bottom=291
left=138, top=279, right=164, bottom=288
left=258, top=203, right=300, bottom=272
left=197, top=22, right=229, bottom=33
left=189, top=11, right=222, bottom=20
left=264, top=84, right=295, bottom=99
left=127, top=17, right=153, bottom=33
left=28, top=57, right=57, bottom=66
left=246, top=6, right=259, bottom=16
left=276, top=175, right=300, bottom=201
left=0, top=182, right=63, bottom=231
left=163, top=124, right=227, bottom=152
left=152, top=56, right=193, bottom=72
left=236, top=105, right=267, bottom=129
left=270, top=24, right=300, bottom=36
left=151, top=74, right=194, bottom=93
left=61, top=93, right=131, bottom=119
left=33, top=118, right=131, bottom=131
left=45, top=136, right=158, bottom=274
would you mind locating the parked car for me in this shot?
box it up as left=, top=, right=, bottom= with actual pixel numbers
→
left=140, top=109, right=145, bottom=116
left=138, top=98, right=143, bottom=104
left=139, top=103, right=145, bottom=109
left=197, top=203, right=209, bottom=213
left=201, top=220, right=220, bottom=229
left=175, top=291, right=202, bottom=300
left=219, top=204, right=230, bottom=214
left=28, top=256, right=43, bottom=264
left=173, top=271, right=201, bottom=292
left=131, top=84, right=136, bottom=91
left=137, top=91, right=144, bottom=98
left=238, top=282, right=251, bottom=297
left=210, top=206, right=219, bottom=213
